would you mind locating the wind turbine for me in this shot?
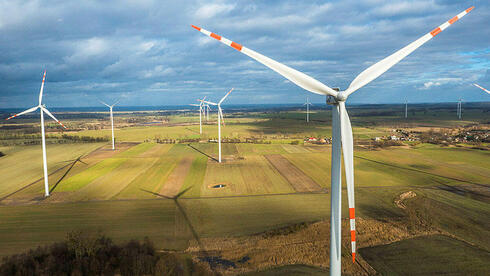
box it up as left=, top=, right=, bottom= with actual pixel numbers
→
left=192, top=6, right=473, bottom=274
left=5, top=70, right=67, bottom=197
left=205, top=103, right=211, bottom=121
left=203, top=88, right=233, bottom=163
left=304, top=97, right=313, bottom=123
left=457, top=98, right=463, bottom=120
left=190, top=96, right=206, bottom=134
left=473, top=83, right=490, bottom=94
left=99, top=100, right=119, bottom=150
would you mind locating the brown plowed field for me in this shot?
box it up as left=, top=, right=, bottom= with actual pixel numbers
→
left=159, top=156, right=194, bottom=197
left=265, top=154, right=321, bottom=192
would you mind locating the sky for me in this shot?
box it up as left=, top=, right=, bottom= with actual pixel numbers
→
left=0, top=0, right=489, bottom=108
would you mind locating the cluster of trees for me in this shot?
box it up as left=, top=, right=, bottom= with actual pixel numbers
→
left=372, top=140, right=403, bottom=148
left=60, top=134, right=109, bottom=143
left=0, top=133, right=109, bottom=146
left=155, top=138, right=177, bottom=144
left=0, top=231, right=215, bottom=276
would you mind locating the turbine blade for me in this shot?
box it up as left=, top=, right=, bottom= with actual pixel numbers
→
left=98, top=100, right=111, bottom=107
left=38, top=70, right=46, bottom=105
left=112, top=99, right=121, bottom=107
left=203, top=100, right=218, bottom=105
left=339, top=102, right=356, bottom=263
left=5, top=106, right=39, bottom=120
left=473, top=83, right=490, bottom=94
left=192, top=25, right=338, bottom=97
left=41, top=107, right=67, bottom=129
left=219, top=106, right=225, bottom=126
left=219, top=88, right=234, bottom=105
left=345, top=7, right=474, bottom=96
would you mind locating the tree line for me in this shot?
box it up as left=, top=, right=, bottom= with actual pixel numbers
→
left=0, top=231, right=216, bottom=276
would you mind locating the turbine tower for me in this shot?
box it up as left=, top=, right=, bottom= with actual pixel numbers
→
left=304, top=97, right=313, bottom=123
left=405, top=99, right=408, bottom=118
left=203, top=88, right=233, bottom=163
left=192, top=6, right=473, bottom=275
left=5, top=71, right=67, bottom=197
left=99, top=100, right=119, bottom=150
left=457, top=98, right=463, bottom=120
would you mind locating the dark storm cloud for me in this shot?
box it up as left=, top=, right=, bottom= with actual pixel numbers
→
left=0, top=0, right=489, bottom=108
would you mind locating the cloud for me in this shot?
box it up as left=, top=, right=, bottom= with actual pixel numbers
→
left=64, top=37, right=109, bottom=64
left=374, top=1, right=438, bottom=16
left=421, top=81, right=441, bottom=90
left=194, top=3, right=235, bottom=19
left=418, top=77, right=463, bottom=90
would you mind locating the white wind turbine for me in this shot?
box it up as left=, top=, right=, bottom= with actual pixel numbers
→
left=5, top=71, right=67, bottom=197
left=473, top=83, right=490, bottom=94
left=205, top=103, right=211, bottom=121
left=192, top=6, right=473, bottom=274
left=203, top=88, right=233, bottom=163
left=99, top=100, right=119, bottom=150
left=190, top=96, right=206, bottom=134
left=457, top=98, right=463, bottom=120
left=304, top=97, right=313, bottom=123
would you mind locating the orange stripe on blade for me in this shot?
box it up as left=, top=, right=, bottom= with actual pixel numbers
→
left=351, top=230, right=356, bottom=241
left=466, top=6, right=474, bottom=13
left=448, top=16, right=458, bottom=24
left=191, top=25, right=201, bottom=31
left=430, top=27, right=441, bottom=37
left=349, top=208, right=355, bottom=219
left=210, top=33, right=221, bottom=40
left=352, top=253, right=356, bottom=263
left=231, top=41, right=242, bottom=51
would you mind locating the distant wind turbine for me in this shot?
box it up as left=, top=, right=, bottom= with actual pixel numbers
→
left=190, top=96, right=206, bottom=134
left=205, top=103, right=211, bottom=121
left=203, top=88, right=233, bottom=163
left=192, top=6, right=473, bottom=274
left=304, top=97, right=313, bottom=122
left=457, top=98, right=463, bottom=120
left=99, top=100, right=119, bottom=150
left=5, top=71, right=67, bottom=197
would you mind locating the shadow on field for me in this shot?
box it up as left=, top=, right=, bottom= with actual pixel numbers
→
left=185, top=127, right=201, bottom=134
left=139, top=188, right=208, bottom=257
left=49, top=155, right=87, bottom=194
left=187, top=143, right=218, bottom=162
left=0, top=156, right=88, bottom=203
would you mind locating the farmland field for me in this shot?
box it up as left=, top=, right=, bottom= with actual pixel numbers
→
left=0, top=104, right=488, bottom=275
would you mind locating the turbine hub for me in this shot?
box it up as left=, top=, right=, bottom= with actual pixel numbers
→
left=326, top=91, right=347, bottom=105
left=336, top=92, right=347, bottom=102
